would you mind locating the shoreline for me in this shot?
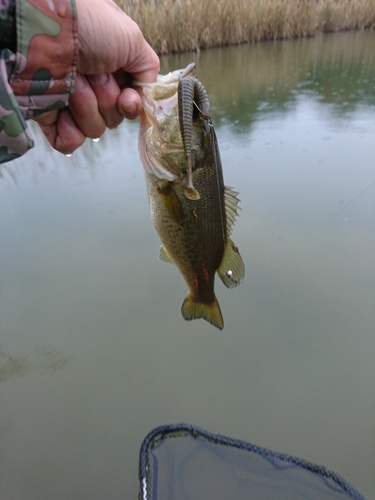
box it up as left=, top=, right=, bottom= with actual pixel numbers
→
left=116, top=0, right=375, bottom=55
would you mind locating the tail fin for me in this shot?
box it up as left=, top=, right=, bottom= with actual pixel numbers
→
left=181, top=295, right=224, bottom=330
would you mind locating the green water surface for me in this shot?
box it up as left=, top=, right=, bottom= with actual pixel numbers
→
left=1, top=31, right=374, bottom=499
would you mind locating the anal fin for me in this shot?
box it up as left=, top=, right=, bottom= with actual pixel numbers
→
left=217, top=238, right=245, bottom=288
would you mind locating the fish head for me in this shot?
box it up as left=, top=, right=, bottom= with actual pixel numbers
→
left=135, top=62, right=196, bottom=126
left=135, top=63, right=196, bottom=181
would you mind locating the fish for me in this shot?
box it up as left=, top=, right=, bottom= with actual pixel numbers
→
left=135, top=63, right=245, bottom=330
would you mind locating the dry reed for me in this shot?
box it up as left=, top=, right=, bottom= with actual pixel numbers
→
left=115, top=0, right=375, bottom=54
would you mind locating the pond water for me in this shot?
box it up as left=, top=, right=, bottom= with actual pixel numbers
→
left=1, top=31, right=374, bottom=499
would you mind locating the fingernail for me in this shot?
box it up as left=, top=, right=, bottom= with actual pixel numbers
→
left=121, top=101, right=137, bottom=116
left=88, top=74, right=109, bottom=86
left=74, top=74, right=87, bottom=91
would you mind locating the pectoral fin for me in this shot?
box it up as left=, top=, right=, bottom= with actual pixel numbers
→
left=159, top=245, right=174, bottom=263
left=157, top=182, right=184, bottom=226
left=217, top=238, right=245, bottom=288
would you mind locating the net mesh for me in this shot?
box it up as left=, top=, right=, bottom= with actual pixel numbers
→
left=139, top=423, right=366, bottom=500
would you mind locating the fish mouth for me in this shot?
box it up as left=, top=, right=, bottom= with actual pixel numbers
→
left=133, top=63, right=196, bottom=114
left=134, top=63, right=198, bottom=137
left=133, top=62, right=196, bottom=89
left=156, top=62, right=196, bottom=84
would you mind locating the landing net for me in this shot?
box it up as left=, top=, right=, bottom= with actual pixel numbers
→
left=139, top=423, right=366, bottom=500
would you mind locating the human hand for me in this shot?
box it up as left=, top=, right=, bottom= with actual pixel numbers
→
left=34, top=0, right=159, bottom=155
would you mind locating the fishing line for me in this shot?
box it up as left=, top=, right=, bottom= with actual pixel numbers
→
left=313, top=179, right=375, bottom=233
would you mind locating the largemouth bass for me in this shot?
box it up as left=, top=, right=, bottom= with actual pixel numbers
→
left=135, top=63, right=244, bottom=330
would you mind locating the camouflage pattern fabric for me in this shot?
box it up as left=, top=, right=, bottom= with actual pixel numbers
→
left=0, top=0, right=77, bottom=164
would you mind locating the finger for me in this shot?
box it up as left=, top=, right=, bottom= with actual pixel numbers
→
left=107, top=14, right=159, bottom=83
left=33, top=109, right=59, bottom=148
left=113, top=69, right=132, bottom=89
left=123, top=35, right=160, bottom=84
left=76, top=4, right=159, bottom=82
left=33, top=108, right=85, bottom=154
left=55, top=109, right=86, bottom=153
left=127, top=41, right=160, bottom=83
left=117, top=87, right=143, bottom=120
left=68, top=74, right=107, bottom=139
left=86, top=73, right=124, bottom=129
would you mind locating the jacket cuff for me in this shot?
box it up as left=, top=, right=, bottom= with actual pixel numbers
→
left=10, top=0, right=77, bottom=120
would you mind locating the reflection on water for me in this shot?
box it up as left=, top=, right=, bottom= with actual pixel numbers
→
left=0, top=348, right=73, bottom=383
left=161, top=30, right=375, bottom=128
left=0, top=32, right=374, bottom=500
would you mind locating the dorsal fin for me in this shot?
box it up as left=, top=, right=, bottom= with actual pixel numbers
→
left=224, top=186, right=241, bottom=237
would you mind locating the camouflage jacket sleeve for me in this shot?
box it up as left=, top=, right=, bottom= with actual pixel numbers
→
left=0, top=0, right=77, bottom=164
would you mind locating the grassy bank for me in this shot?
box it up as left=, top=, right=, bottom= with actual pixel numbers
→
left=116, top=0, right=375, bottom=54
